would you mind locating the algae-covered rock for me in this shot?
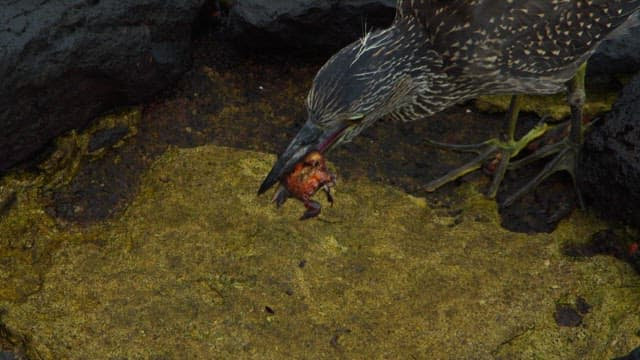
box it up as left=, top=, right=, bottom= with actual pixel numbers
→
left=0, top=145, right=638, bottom=359
left=475, top=91, right=618, bottom=121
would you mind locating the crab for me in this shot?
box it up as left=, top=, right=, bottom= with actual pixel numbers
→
left=272, top=151, right=336, bottom=220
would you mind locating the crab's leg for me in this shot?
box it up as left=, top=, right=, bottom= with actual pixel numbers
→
left=300, top=200, right=321, bottom=220
left=323, top=184, right=334, bottom=206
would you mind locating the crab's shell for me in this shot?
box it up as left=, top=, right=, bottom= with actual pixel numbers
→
left=284, top=151, right=334, bottom=201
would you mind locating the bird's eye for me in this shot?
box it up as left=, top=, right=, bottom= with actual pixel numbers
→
left=346, top=113, right=365, bottom=122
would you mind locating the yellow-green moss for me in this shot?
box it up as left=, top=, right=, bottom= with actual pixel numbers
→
left=0, top=145, right=637, bottom=359
left=0, top=107, right=141, bottom=301
left=475, top=89, right=619, bottom=121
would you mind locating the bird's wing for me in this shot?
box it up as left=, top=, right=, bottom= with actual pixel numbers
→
left=396, top=0, right=640, bottom=78
left=488, top=0, right=640, bottom=78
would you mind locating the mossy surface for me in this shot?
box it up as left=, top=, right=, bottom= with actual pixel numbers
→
left=0, top=35, right=637, bottom=360
left=1, top=145, right=638, bottom=359
left=475, top=90, right=619, bottom=121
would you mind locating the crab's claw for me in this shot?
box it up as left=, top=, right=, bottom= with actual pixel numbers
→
left=323, top=184, right=334, bottom=206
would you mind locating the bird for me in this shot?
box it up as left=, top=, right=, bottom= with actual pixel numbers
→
left=258, top=0, right=640, bottom=207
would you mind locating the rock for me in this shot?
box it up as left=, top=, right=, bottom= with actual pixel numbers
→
left=228, top=0, right=396, bottom=54
left=0, top=145, right=638, bottom=359
left=580, top=73, right=640, bottom=227
left=589, top=13, right=640, bottom=76
left=614, top=346, right=640, bottom=360
left=554, top=304, right=583, bottom=327
left=0, top=352, right=17, bottom=360
left=88, top=126, right=130, bottom=153
left=0, top=0, right=205, bottom=171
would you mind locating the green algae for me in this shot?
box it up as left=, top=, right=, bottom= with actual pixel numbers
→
left=0, top=144, right=638, bottom=359
left=0, top=108, right=141, bottom=302
left=475, top=89, right=619, bottom=121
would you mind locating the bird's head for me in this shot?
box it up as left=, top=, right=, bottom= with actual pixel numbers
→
left=259, top=26, right=419, bottom=194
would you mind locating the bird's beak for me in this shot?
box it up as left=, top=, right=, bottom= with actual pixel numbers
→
left=258, top=120, right=348, bottom=195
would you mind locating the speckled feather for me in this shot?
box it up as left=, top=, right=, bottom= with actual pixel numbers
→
left=392, top=0, right=640, bottom=119
left=396, top=1, right=639, bottom=77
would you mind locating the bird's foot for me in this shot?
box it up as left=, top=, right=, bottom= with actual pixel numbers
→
left=503, top=134, right=584, bottom=208
left=424, top=121, right=549, bottom=198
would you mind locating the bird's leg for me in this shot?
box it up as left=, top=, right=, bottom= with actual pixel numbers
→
left=424, top=95, right=548, bottom=197
left=502, top=63, right=587, bottom=208
left=487, top=94, right=522, bottom=198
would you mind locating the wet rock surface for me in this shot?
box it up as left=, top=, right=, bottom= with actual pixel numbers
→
left=1, top=145, right=639, bottom=359
left=0, top=0, right=204, bottom=171
left=580, top=73, right=640, bottom=227
left=229, top=0, right=396, bottom=53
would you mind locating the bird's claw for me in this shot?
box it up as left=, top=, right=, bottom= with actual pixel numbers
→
left=502, top=136, right=585, bottom=208
left=424, top=120, right=549, bottom=197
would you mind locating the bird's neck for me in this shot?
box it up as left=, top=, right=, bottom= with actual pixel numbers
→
left=372, top=19, right=453, bottom=120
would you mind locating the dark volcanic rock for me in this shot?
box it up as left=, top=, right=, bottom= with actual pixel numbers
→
left=0, top=353, right=17, bottom=360
left=589, top=13, right=640, bottom=75
left=229, top=0, right=396, bottom=54
left=614, top=346, right=640, bottom=360
left=579, top=73, right=640, bottom=227
left=88, top=126, right=130, bottom=153
left=0, top=0, right=205, bottom=171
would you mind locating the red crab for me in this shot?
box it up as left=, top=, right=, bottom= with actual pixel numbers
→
left=272, top=151, right=336, bottom=220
